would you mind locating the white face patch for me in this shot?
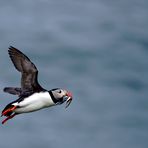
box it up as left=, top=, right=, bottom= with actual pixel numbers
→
left=52, top=89, right=67, bottom=100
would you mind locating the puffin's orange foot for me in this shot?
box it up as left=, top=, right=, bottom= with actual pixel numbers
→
left=1, top=106, right=17, bottom=117
left=2, top=114, right=16, bottom=124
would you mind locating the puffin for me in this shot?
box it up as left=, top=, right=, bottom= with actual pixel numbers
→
left=1, top=46, right=72, bottom=124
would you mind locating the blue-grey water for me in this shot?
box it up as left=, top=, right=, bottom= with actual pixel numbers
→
left=0, top=0, right=148, bottom=148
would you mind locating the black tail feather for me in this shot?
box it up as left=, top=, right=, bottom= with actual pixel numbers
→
left=1, top=104, right=14, bottom=116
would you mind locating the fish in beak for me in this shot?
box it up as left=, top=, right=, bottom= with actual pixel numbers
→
left=65, top=91, right=73, bottom=108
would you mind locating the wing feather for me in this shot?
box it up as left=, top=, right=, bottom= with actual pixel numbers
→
left=8, top=46, right=44, bottom=93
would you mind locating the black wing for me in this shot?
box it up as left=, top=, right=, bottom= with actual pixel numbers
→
left=8, top=46, right=45, bottom=93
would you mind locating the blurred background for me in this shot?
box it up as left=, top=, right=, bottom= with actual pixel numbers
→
left=0, top=0, right=148, bottom=148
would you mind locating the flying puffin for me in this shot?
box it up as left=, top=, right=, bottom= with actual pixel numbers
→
left=1, top=46, right=72, bottom=124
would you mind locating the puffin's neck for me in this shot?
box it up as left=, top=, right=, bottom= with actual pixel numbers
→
left=48, top=90, right=58, bottom=104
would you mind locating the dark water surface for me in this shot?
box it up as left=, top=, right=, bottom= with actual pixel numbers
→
left=0, top=0, right=148, bottom=148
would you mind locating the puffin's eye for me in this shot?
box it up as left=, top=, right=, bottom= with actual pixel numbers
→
left=59, top=90, right=62, bottom=93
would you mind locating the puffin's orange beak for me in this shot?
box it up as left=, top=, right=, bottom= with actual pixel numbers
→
left=65, top=91, right=73, bottom=108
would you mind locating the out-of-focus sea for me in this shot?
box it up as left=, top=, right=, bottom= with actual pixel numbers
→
left=0, top=0, right=148, bottom=148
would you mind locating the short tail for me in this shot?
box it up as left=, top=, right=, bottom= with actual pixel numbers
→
left=3, top=87, right=21, bottom=96
left=1, top=104, right=17, bottom=117
left=1, top=104, right=17, bottom=124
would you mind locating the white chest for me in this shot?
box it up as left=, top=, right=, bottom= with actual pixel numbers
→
left=13, top=92, right=55, bottom=113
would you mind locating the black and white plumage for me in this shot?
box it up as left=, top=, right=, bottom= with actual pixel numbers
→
left=1, top=46, right=72, bottom=124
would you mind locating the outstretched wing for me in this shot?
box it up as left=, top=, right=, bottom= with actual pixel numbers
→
left=8, top=46, right=45, bottom=93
